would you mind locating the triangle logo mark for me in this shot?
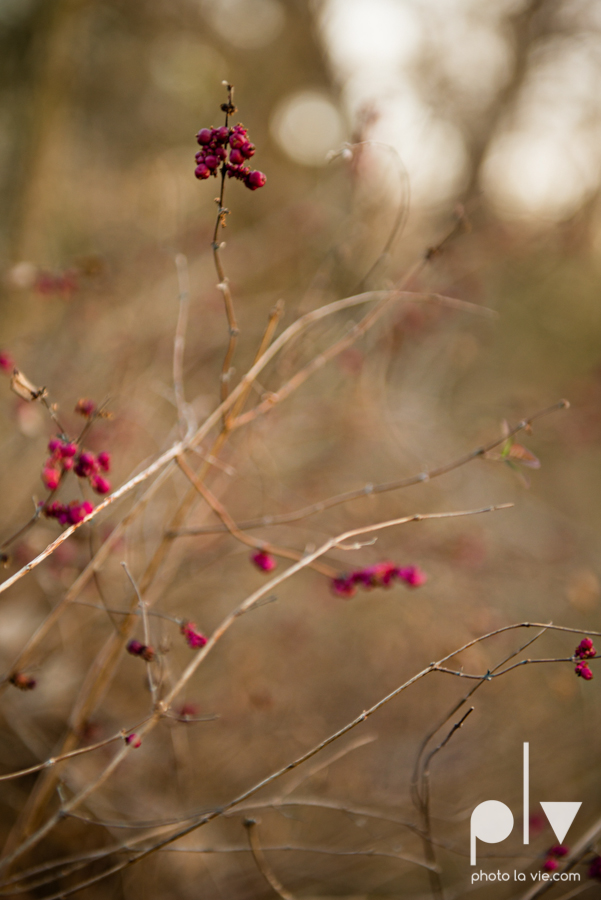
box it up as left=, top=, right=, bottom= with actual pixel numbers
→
left=540, top=802, right=582, bottom=844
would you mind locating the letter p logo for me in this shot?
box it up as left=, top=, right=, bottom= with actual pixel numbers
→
left=470, top=800, right=514, bottom=865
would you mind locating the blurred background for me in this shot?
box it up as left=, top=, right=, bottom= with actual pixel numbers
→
left=0, top=0, right=600, bottom=896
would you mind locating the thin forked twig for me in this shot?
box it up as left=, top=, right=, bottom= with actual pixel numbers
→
left=229, top=291, right=495, bottom=431
left=173, top=400, right=568, bottom=538
left=176, top=454, right=337, bottom=577
left=121, top=562, right=156, bottom=704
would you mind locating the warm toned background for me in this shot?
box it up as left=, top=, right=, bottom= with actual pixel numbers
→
left=0, top=1, right=600, bottom=897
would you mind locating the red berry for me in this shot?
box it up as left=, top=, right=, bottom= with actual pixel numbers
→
left=251, top=550, right=277, bottom=572
left=42, top=467, right=60, bottom=491
left=91, top=475, right=111, bottom=495
left=245, top=170, right=266, bottom=190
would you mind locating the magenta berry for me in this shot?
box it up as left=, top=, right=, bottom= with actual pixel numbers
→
left=91, top=474, right=111, bottom=495
left=126, top=640, right=155, bottom=662
left=97, top=451, right=111, bottom=472
left=397, top=565, right=428, bottom=587
left=542, top=858, right=558, bottom=872
left=548, top=845, right=569, bottom=858
left=575, top=661, right=593, bottom=680
left=10, top=672, right=37, bottom=691
left=245, top=169, right=266, bottom=190
left=332, top=576, right=357, bottom=598
left=575, top=638, right=596, bottom=659
left=42, top=466, right=60, bottom=491
left=181, top=621, right=208, bottom=650
left=68, top=501, right=94, bottom=525
left=48, top=439, right=77, bottom=463
left=74, top=452, right=97, bottom=478
left=251, top=550, right=277, bottom=572
left=125, top=733, right=142, bottom=748
left=75, top=398, right=97, bottom=418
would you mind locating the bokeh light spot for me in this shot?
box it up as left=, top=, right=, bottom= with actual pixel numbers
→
left=271, top=92, right=345, bottom=166
left=204, top=0, right=285, bottom=50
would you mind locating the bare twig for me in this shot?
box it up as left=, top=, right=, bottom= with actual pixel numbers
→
left=176, top=454, right=337, bottom=577
left=244, top=819, right=298, bottom=900
left=121, top=562, right=156, bottom=705
left=173, top=401, right=567, bottom=538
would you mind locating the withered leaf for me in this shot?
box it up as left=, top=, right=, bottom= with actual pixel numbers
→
left=10, top=369, right=45, bottom=402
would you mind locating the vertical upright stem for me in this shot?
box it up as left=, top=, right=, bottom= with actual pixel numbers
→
left=212, top=84, right=239, bottom=410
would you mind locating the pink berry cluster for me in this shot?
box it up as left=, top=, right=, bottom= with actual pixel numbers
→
left=195, top=124, right=266, bottom=190
left=331, top=563, right=427, bottom=598
left=42, top=438, right=111, bottom=495
left=181, top=621, right=207, bottom=649
left=251, top=550, right=277, bottom=572
left=42, top=439, right=77, bottom=490
left=542, top=845, right=568, bottom=872
left=74, top=450, right=111, bottom=494
left=44, top=499, right=94, bottom=526
left=126, top=640, right=155, bottom=662
left=574, top=638, right=596, bottom=680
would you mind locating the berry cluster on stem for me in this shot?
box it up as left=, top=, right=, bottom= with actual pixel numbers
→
left=181, top=621, right=207, bottom=649
left=574, top=638, right=596, bottom=680
left=195, top=124, right=266, bottom=190
left=332, top=562, right=427, bottom=598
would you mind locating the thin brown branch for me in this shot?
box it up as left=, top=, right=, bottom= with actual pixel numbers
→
left=230, top=291, right=496, bottom=431
left=244, top=819, right=298, bottom=900
left=176, top=454, right=337, bottom=577
left=173, top=400, right=568, bottom=538
left=212, top=84, right=239, bottom=408
left=0, top=731, right=127, bottom=783
left=121, top=562, right=157, bottom=705
left=411, top=627, right=549, bottom=814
